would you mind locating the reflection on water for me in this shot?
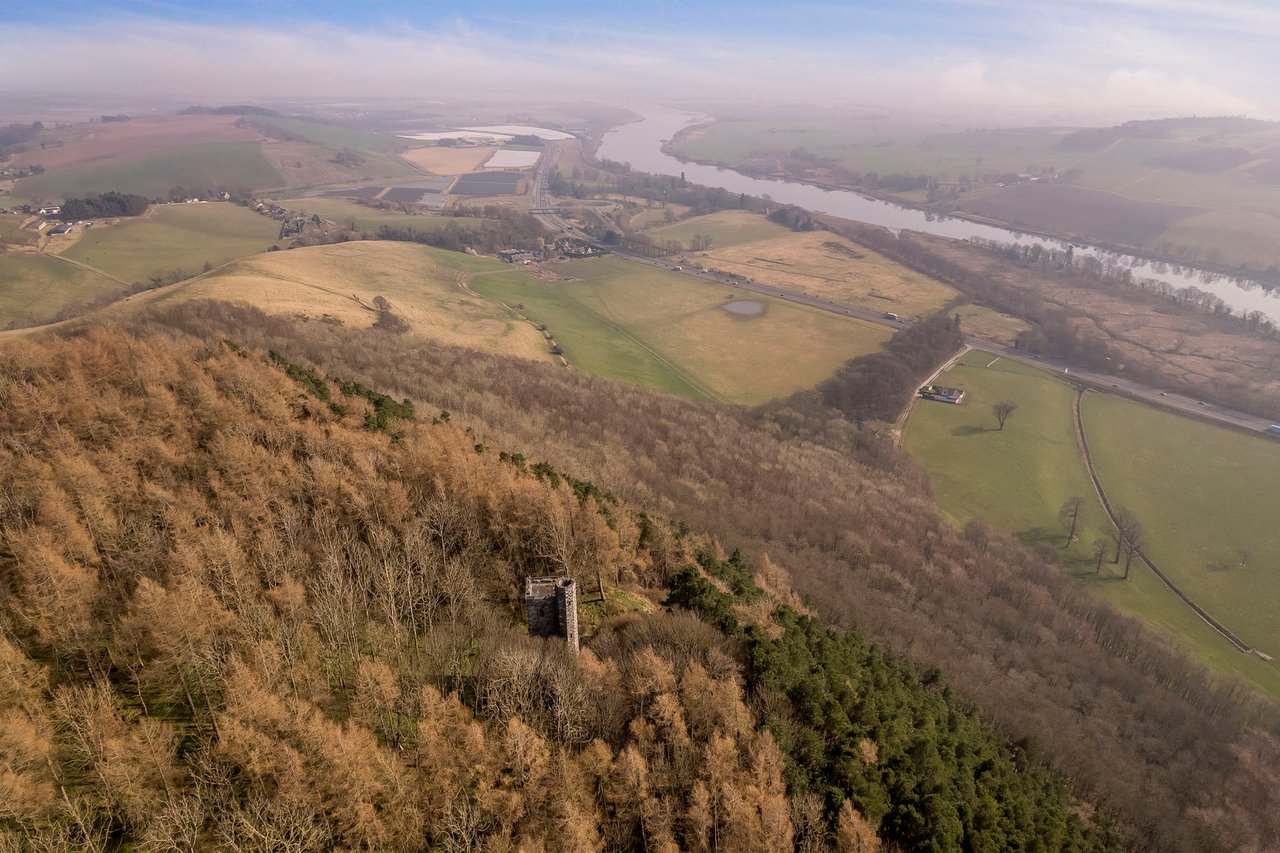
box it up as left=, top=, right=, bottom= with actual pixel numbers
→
left=597, top=107, right=1280, bottom=322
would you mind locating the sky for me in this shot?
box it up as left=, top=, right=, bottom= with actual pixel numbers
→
left=1, top=0, right=1276, bottom=121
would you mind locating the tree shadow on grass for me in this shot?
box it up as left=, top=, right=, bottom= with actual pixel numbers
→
left=951, top=424, right=989, bottom=437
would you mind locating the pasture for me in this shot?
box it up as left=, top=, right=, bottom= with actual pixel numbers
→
left=1082, top=393, right=1280, bottom=658
left=904, top=350, right=1280, bottom=696
left=11, top=142, right=282, bottom=203
left=474, top=254, right=891, bottom=404
left=958, top=184, right=1203, bottom=247
left=0, top=253, right=122, bottom=327
left=276, top=197, right=485, bottom=233
left=696, top=230, right=957, bottom=318
left=643, top=210, right=790, bottom=249
left=59, top=203, right=280, bottom=284
left=142, top=242, right=554, bottom=363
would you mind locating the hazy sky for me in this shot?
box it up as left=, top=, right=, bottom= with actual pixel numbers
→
left=2, top=1, right=1275, bottom=121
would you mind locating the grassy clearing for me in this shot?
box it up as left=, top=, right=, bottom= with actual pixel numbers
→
left=474, top=254, right=890, bottom=404
left=904, top=351, right=1280, bottom=697
left=141, top=242, right=552, bottom=363
left=952, top=305, right=1029, bottom=345
left=644, top=210, right=790, bottom=249
left=630, top=203, right=692, bottom=229
left=1082, top=393, right=1280, bottom=656
left=59, top=203, right=280, bottom=284
left=697, top=230, right=957, bottom=318
left=12, top=142, right=282, bottom=203
left=0, top=253, right=122, bottom=326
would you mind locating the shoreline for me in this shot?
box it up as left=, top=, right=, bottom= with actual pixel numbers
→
left=659, top=126, right=1280, bottom=293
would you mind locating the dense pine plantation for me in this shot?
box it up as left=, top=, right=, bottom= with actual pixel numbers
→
left=0, top=329, right=1120, bottom=850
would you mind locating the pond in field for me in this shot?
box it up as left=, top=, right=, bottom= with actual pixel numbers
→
left=724, top=300, right=765, bottom=316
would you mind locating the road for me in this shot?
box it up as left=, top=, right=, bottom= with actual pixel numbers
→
left=528, top=157, right=1279, bottom=438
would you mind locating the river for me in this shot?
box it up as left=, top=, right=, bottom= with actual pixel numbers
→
left=596, top=107, right=1280, bottom=322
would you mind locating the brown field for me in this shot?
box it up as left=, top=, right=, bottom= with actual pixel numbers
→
left=401, top=146, right=497, bottom=175
left=7, top=116, right=259, bottom=170
left=960, top=183, right=1203, bottom=247
left=698, top=230, right=957, bottom=318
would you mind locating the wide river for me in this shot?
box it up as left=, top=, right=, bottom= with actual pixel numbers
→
left=596, top=107, right=1280, bottom=322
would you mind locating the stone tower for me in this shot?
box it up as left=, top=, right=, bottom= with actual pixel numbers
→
left=525, top=576, right=579, bottom=651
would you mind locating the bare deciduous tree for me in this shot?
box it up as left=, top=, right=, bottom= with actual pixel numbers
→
left=1058, top=497, right=1084, bottom=547
left=993, top=400, right=1018, bottom=430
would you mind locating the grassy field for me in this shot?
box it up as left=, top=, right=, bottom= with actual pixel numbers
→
left=262, top=118, right=412, bottom=154
left=629, top=203, right=692, bottom=229
left=138, top=242, right=553, bottom=362
left=472, top=254, right=891, bottom=404
left=904, top=350, right=1280, bottom=697
left=696, top=230, right=957, bottom=319
left=274, top=198, right=486, bottom=234
left=0, top=215, right=38, bottom=247
left=11, top=142, right=282, bottom=204
left=643, top=210, right=791, bottom=249
left=952, top=305, right=1029, bottom=345
left=1082, top=393, right=1280, bottom=656
left=59, top=203, right=280, bottom=284
left=0, top=253, right=122, bottom=327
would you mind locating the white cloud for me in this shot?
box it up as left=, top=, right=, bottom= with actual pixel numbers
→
left=0, top=12, right=1273, bottom=123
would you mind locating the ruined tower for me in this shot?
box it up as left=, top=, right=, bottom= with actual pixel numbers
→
left=525, top=576, right=579, bottom=651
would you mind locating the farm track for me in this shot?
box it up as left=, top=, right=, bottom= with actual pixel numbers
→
left=1071, top=389, right=1264, bottom=657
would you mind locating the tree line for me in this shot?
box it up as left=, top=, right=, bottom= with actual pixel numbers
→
left=57, top=191, right=150, bottom=220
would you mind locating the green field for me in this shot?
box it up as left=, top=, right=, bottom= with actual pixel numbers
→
left=1083, top=394, right=1280, bottom=656
left=471, top=254, right=891, bottom=404
left=0, top=253, right=122, bottom=326
left=274, top=198, right=486, bottom=234
left=10, top=142, right=282, bottom=204
left=60, top=203, right=280, bottom=284
left=264, top=118, right=413, bottom=154
left=643, top=210, right=791, bottom=249
left=904, top=350, right=1280, bottom=697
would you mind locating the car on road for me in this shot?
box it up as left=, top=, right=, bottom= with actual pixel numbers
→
left=884, top=312, right=899, bottom=321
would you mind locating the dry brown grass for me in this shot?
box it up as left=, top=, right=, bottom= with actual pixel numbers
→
left=136, top=242, right=555, bottom=362
left=7, top=116, right=258, bottom=170
left=401, top=146, right=497, bottom=175
left=700, top=230, right=957, bottom=318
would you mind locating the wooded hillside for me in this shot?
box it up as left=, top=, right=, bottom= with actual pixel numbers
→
left=0, top=328, right=1115, bottom=850
left=124, top=301, right=1280, bottom=851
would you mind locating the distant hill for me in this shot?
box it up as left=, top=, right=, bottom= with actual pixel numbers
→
left=181, top=104, right=282, bottom=117
left=1058, top=116, right=1279, bottom=150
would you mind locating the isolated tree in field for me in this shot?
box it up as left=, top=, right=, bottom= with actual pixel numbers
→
left=993, top=400, right=1018, bottom=430
left=1058, top=497, right=1084, bottom=547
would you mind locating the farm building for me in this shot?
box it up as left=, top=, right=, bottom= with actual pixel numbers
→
left=920, top=385, right=966, bottom=404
